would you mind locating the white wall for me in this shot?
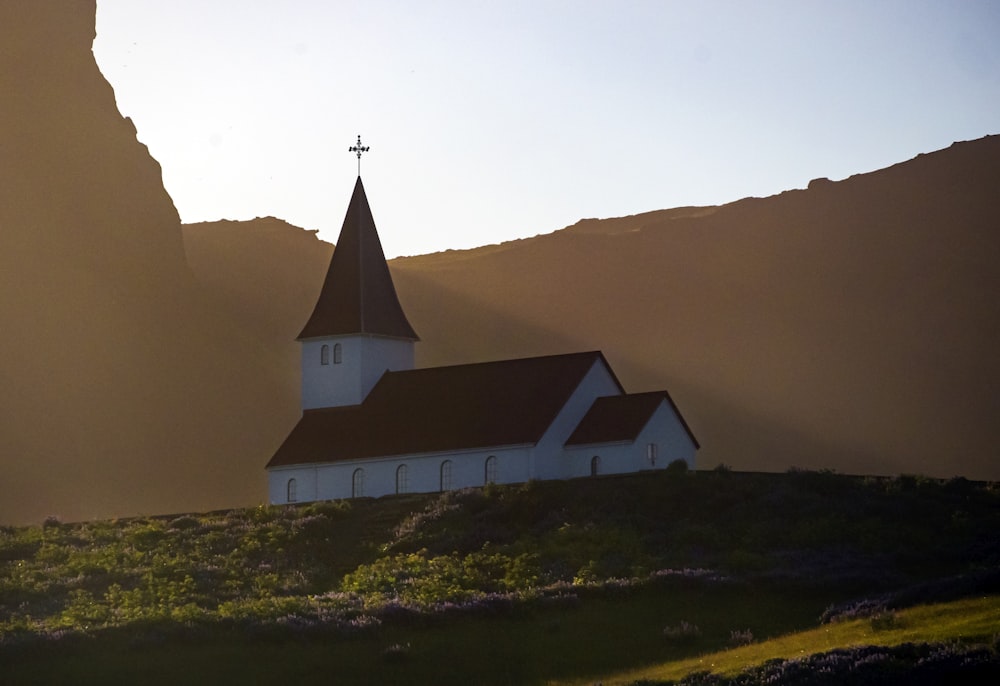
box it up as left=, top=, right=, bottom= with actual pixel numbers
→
left=531, top=358, right=622, bottom=480
left=359, top=336, right=414, bottom=400
left=268, top=465, right=318, bottom=504
left=300, top=335, right=414, bottom=409
left=647, top=401, right=698, bottom=469
left=268, top=445, right=533, bottom=504
left=270, top=357, right=699, bottom=506
left=562, top=400, right=698, bottom=479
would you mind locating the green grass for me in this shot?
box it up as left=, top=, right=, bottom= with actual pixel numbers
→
left=5, top=592, right=995, bottom=685
left=0, top=583, right=836, bottom=685
left=571, top=594, right=1000, bottom=686
left=1, top=471, right=998, bottom=684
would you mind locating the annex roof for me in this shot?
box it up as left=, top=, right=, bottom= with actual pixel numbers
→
left=268, top=351, right=620, bottom=468
left=565, top=390, right=700, bottom=448
left=298, top=176, right=418, bottom=340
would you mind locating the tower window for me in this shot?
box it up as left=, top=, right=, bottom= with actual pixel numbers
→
left=333, top=343, right=343, bottom=364
left=647, top=443, right=658, bottom=466
left=320, top=345, right=330, bottom=366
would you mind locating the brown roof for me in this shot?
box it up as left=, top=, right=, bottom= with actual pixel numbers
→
left=565, top=390, right=700, bottom=448
left=267, top=351, right=621, bottom=467
left=298, top=177, right=418, bottom=340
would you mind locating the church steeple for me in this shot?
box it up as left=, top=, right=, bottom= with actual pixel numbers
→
left=298, top=176, right=418, bottom=341
left=297, top=146, right=418, bottom=410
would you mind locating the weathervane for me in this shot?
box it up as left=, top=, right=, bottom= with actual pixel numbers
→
left=349, top=135, right=369, bottom=176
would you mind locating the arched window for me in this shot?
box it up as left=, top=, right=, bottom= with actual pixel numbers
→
left=440, top=460, right=453, bottom=492
left=333, top=342, right=343, bottom=365
left=320, top=344, right=330, bottom=366
left=396, top=464, right=409, bottom=495
left=591, top=455, right=601, bottom=477
left=352, top=468, right=365, bottom=498
left=287, top=478, right=298, bottom=502
left=484, top=455, right=497, bottom=485
left=647, top=443, right=658, bottom=466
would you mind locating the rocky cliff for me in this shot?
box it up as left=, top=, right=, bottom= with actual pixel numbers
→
left=0, top=1, right=296, bottom=524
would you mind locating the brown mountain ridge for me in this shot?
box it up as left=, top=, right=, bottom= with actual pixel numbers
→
left=186, top=135, right=1000, bottom=484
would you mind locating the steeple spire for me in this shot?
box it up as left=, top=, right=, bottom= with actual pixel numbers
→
left=297, top=176, right=418, bottom=341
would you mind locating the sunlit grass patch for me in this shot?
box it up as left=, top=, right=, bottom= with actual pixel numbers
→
left=573, top=594, right=1000, bottom=685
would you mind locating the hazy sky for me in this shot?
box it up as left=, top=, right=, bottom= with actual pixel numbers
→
left=93, top=1, right=999, bottom=258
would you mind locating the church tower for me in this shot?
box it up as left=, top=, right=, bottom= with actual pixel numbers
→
left=297, top=162, right=418, bottom=409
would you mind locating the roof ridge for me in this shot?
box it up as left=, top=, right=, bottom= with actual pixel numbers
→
left=379, top=350, right=603, bottom=377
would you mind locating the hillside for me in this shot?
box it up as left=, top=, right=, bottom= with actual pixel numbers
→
left=1, top=471, right=998, bottom=684
left=392, top=136, right=1000, bottom=481
left=185, top=136, right=1000, bottom=483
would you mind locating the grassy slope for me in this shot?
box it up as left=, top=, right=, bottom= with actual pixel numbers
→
left=1, top=471, right=998, bottom=684
left=575, top=595, right=1000, bottom=686
left=0, top=584, right=836, bottom=686
left=3, top=593, right=997, bottom=685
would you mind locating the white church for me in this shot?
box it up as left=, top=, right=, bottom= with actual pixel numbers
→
left=266, top=170, right=698, bottom=504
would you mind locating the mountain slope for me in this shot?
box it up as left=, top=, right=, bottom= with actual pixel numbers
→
left=394, top=136, right=1000, bottom=478
left=187, top=136, right=1000, bottom=481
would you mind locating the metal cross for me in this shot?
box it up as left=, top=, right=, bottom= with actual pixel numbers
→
left=348, top=135, right=370, bottom=176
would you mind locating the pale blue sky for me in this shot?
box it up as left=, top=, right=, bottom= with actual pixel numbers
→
left=94, top=1, right=1000, bottom=258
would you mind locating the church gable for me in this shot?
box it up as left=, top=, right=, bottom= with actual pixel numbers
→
left=566, top=391, right=700, bottom=449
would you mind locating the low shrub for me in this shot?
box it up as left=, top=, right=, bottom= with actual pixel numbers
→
left=168, top=515, right=201, bottom=531
left=662, top=620, right=702, bottom=644
left=869, top=610, right=900, bottom=632
left=665, top=459, right=689, bottom=475
left=381, top=641, right=412, bottom=663
left=729, top=628, right=754, bottom=646
left=665, top=642, right=1000, bottom=685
